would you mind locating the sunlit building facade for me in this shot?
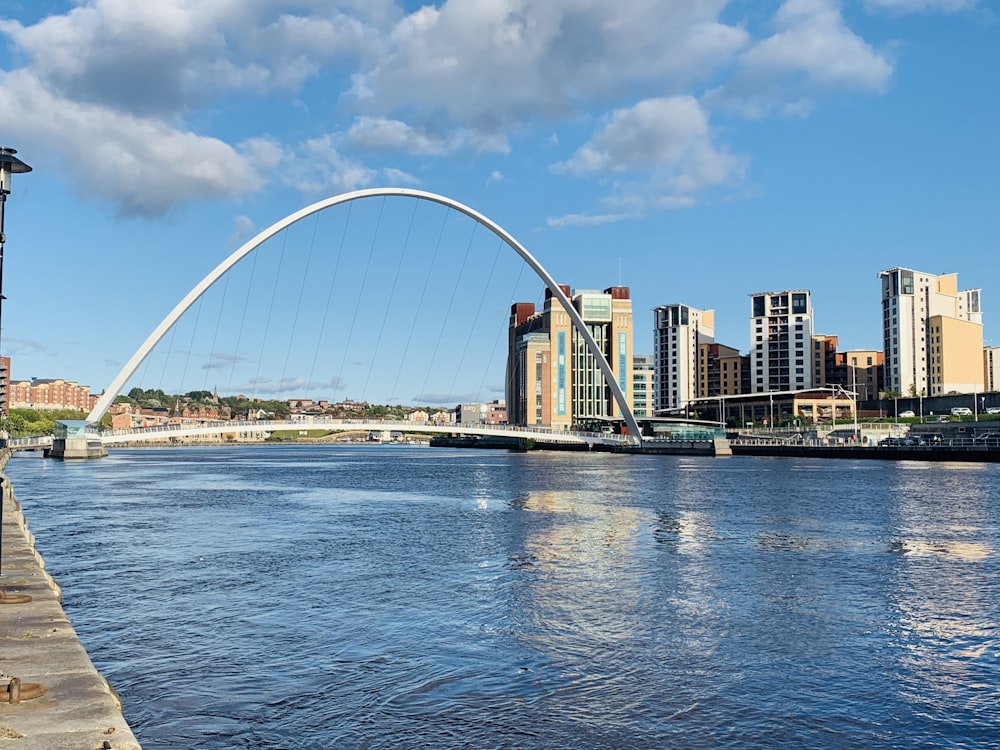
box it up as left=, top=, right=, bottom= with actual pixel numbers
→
left=879, top=268, right=983, bottom=396
left=653, top=304, right=715, bottom=413
left=507, top=286, right=633, bottom=428
left=749, top=290, right=814, bottom=393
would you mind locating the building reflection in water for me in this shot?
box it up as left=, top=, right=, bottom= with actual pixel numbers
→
left=886, top=463, right=998, bottom=724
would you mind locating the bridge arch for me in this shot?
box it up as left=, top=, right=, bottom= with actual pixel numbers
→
left=87, top=188, right=642, bottom=441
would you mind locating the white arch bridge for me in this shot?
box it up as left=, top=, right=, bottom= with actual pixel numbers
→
left=83, top=187, right=645, bottom=449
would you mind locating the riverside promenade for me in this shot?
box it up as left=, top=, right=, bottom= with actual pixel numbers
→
left=0, top=450, right=141, bottom=749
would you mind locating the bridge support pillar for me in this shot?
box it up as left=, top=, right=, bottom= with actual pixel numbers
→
left=48, top=437, right=107, bottom=460
left=48, top=420, right=107, bottom=460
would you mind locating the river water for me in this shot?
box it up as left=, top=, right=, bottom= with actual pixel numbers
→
left=7, top=445, right=1000, bottom=749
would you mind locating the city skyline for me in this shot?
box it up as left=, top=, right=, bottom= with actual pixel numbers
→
left=0, top=1, right=996, bottom=401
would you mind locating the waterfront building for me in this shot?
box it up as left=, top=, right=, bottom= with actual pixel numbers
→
left=811, top=334, right=839, bottom=389
left=653, top=304, right=715, bottom=413
left=487, top=400, right=507, bottom=425
left=835, top=350, right=885, bottom=402
left=456, top=401, right=505, bottom=425
left=879, top=267, right=983, bottom=397
left=507, top=286, right=633, bottom=429
left=0, top=356, right=8, bottom=415
left=698, top=342, right=743, bottom=399
left=749, top=290, right=814, bottom=393
left=986, top=347, right=1000, bottom=392
left=811, top=337, right=885, bottom=402
left=632, top=355, right=654, bottom=417
left=9, top=377, right=99, bottom=412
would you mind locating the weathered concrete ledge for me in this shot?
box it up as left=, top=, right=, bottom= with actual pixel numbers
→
left=0, top=451, right=141, bottom=749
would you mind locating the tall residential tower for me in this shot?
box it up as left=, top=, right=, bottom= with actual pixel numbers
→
left=653, top=304, right=714, bottom=413
left=749, top=290, right=814, bottom=393
left=878, top=268, right=983, bottom=396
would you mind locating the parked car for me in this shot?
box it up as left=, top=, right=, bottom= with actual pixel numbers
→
left=898, top=410, right=916, bottom=418
left=879, top=436, right=918, bottom=447
left=951, top=407, right=973, bottom=416
left=987, top=407, right=1000, bottom=415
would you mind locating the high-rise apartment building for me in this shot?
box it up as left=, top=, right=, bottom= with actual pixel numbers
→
left=506, top=286, right=633, bottom=428
left=749, top=290, right=814, bottom=393
left=879, top=268, right=983, bottom=396
left=653, top=304, right=715, bottom=413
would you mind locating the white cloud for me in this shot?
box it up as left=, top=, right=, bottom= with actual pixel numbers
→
left=288, top=134, right=377, bottom=193
left=382, top=167, right=420, bottom=186
left=0, top=0, right=385, bottom=116
left=226, top=215, right=257, bottom=249
left=486, top=170, right=504, bottom=186
left=351, top=1, right=749, bottom=139
left=547, top=212, right=632, bottom=228
left=0, top=0, right=917, bottom=218
left=708, top=0, right=893, bottom=117
left=554, top=96, right=746, bottom=212
left=346, top=116, right=509, bottom=156
left=863, top=0, right=978, bottom=11
left=0, top=69, right=279, bottom=217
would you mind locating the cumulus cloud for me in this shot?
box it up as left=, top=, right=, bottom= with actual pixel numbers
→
left=0, top=1, right=384, bottom=117
left=0, top=0, right=918, bottom=218
left=0, top=69, right=281, bottom=217
left=707, top=0, right=893, bottom=118
left=346, top=116, right=509, bottom=155
left=549, top=96, right=746, bottom=223
left=351, top=1, right=749, bottom=142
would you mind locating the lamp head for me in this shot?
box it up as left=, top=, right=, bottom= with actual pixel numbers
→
left=0, top=147, right=32, bottom=195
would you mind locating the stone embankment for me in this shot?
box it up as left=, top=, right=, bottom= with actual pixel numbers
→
left=0, top=449, right=141, bottom=749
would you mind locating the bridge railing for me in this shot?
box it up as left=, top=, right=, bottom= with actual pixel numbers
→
left=97, top=418, right=635, bottom=445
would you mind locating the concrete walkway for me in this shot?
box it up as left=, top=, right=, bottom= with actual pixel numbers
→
left=1, top=454, right=141, bottom=749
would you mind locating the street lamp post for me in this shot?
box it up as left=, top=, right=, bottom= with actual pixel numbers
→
left=0, top=147, right=31, bottom=594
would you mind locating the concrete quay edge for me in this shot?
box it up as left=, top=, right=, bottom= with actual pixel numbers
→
left=1, top=451, right=142, bottom=749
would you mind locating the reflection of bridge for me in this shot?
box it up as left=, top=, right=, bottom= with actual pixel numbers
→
left=97, top=420, right=628, bottom=447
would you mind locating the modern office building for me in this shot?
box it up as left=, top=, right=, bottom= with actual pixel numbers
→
left=506, top=285, right=633, bottom=428
left=632, top=354, right=654, bottom=417
left=878, top=268, right=983, bottom=396
left=749, top=290, right=814, bottom=393
left=653, top=304, right=715, bottom=413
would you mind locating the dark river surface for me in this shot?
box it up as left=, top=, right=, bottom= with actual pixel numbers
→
left=7, top=445, right=1000, bottom=749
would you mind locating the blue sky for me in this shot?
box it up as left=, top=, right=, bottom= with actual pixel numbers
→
left=0, top=0, right=996, bottom=406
